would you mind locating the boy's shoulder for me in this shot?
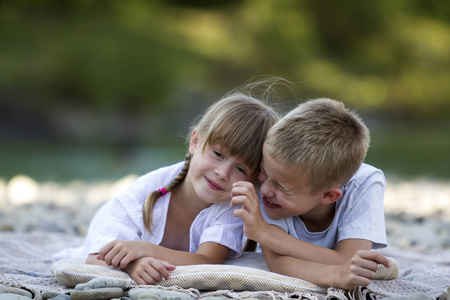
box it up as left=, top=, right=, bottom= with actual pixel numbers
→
left=353, top=163, right=384, bottom=180
left=343, top=163, right=386, bottom=192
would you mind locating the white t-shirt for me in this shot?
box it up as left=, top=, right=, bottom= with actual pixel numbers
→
left=261, top=163, right=387, bottom=250
left=53, top=162, right=244, bottom=261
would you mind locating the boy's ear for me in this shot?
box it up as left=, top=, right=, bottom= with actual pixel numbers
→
left=189, top=129, right=199, bottom=154
left=320, top=188, right=342, bottom=205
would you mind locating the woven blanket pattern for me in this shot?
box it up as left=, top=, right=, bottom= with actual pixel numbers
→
left=365, top=247, right=450, bottom=299
left=6, top=232, right=449, bottom=300
left=51, top=257, right=327, bottom=293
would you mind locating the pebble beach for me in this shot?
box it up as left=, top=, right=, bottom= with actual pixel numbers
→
left=1, top=174, right=450, bottom=250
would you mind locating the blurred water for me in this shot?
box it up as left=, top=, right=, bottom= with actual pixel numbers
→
left=0, top=142, right=184, bottom=182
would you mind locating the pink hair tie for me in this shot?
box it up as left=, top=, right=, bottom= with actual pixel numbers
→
left=159, top=188, right=168, bottom=196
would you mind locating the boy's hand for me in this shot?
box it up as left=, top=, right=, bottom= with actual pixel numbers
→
left=230, top=181, right=267, bottom=241
left=98, top=240, right=153, bottom=269
left=334, top=250, right=390, bottom=290
left=124, top=257, right=176, bottom=285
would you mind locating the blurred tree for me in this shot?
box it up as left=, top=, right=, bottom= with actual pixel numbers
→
left=0, top=0, right=449, bottom=143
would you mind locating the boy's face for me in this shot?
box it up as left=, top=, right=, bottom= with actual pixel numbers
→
left=258, top=145, right=324, bottom=220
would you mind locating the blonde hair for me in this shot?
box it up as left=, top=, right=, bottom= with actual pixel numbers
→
left=265, top=98, right=370, bottom=195
left=143, top=91, right=279, bottom=233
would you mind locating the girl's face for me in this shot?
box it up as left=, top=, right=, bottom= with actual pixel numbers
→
left=187, top=130, right=254, bottom=205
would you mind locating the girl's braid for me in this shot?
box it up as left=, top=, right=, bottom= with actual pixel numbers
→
left=162, top=153, right=191, bottom=195
left=142, top=153, right=192, bottom=233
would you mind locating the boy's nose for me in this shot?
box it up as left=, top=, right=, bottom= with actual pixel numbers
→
left=259, top=178, right=273, bottom=198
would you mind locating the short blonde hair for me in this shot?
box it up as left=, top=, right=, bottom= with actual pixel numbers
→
left=265, top=98, right=370, bottom=194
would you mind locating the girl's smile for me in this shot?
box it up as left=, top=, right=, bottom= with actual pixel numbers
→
left=205, top=176, right=224, bottom=191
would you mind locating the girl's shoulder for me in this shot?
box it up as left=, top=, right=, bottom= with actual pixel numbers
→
left=123, top=161, right=185, bottom=200
left=137, top=161, right=185, bottom=185
left=199, top=202, right=244, bottom=224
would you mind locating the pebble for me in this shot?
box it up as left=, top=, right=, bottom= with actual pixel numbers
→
left=437, top=288, right=448, bottom=300
left=47, top=295, right=71, bottom=300
left=70, top=287, right=123, bottom=300
left=201, top=296, right=272, bottom=300
left=74, top=278, right=128, bottom=291
left=126, top=287, right=196, bottom=300
left=42, top=291, right=62, bottom=299
left=0, top=294, right=33, bottom=300
left=0, top=285, right=32, bottom=298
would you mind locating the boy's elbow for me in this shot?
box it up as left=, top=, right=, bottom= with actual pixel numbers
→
left=262, top=249, right=299, bottom=278
left=266, top=261, right=280, bottom=273
left=266, top=258, right=286, bottom=274
left=262, top=250, right=284, bottom=273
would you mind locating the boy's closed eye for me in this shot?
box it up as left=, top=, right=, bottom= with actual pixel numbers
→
left=261, top=166, right=294, bottom=195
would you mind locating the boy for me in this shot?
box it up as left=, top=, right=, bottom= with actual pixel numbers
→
left=231, top=98, right=390, bottom=290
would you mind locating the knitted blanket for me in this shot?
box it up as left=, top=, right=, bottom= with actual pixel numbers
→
left=0, top=232, right=448, bottom=300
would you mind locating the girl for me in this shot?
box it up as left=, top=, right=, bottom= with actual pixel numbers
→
left=53, top=89, right=279, bottom=285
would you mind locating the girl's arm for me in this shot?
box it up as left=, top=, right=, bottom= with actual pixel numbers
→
left=137, top=240, right=231, bottom=266
left=86, top=253, right=109, bottom=266
left=96, top=240, right=230, bottom=269
left=86, top=254, right=175, bottom=285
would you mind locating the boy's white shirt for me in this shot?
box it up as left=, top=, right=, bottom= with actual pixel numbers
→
left=260, top=163, right=387, bottom=249
left=53, top=162, right=244, bottom=262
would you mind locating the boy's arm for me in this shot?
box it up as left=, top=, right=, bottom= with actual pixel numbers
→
left=230, top=181, right=370, bottom=265
left=262, top=246, right=390, bottom=290
left=258, top=225, right=374, bottom=264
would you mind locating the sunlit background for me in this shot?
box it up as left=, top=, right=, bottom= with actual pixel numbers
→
left=1, top=0, right=449, bottom=248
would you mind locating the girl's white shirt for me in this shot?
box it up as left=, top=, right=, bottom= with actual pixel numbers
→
left=53, top=162, right=244, bottom=262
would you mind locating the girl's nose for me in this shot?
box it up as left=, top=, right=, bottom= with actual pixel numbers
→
left=215, top=164, right=231, bottom=181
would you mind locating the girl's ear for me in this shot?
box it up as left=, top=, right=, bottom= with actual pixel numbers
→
left=320, top=188, right=342, bottom=205
left=189, top=129, right=199, bottom=155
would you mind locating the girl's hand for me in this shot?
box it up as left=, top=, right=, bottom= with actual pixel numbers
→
left=230, top=181, right=266, bottom=241
left=124, top=257, right=176, bottom=285
left=98, top=240, right=153, bottom=269
left=334, top=250, right=390, bottom=290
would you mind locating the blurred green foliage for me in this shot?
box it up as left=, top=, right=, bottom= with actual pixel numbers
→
left=2, top=0, right=449, bottom=115
left=1, top=0, right=449, bottom=180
